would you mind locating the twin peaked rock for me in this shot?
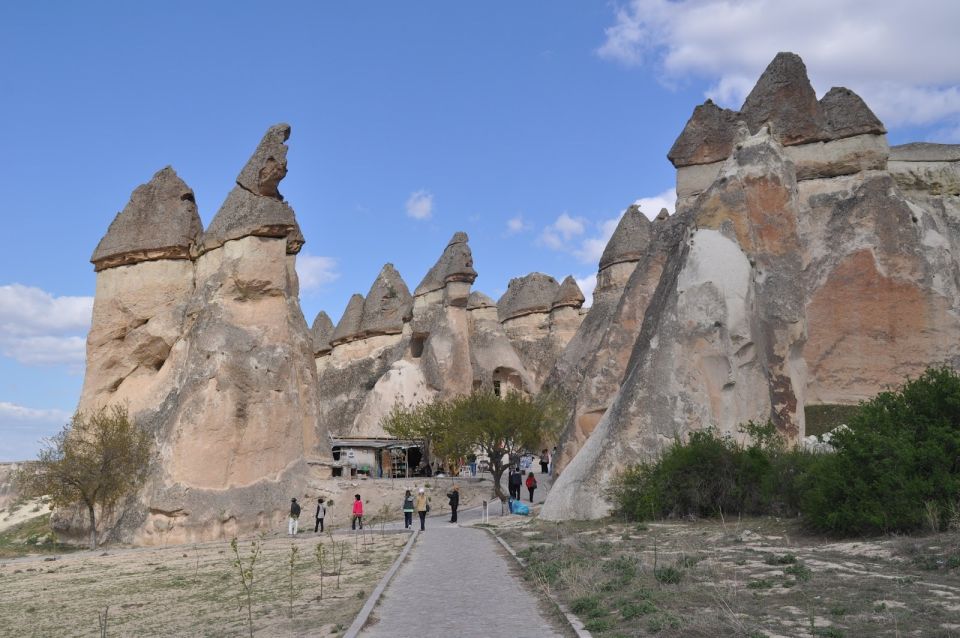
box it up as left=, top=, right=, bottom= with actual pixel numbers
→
left=79, top=124, right=329, bottom=546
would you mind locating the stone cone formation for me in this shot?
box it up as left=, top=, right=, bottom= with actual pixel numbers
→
left=71, top=124, right=332, bottom=545
left=73, top=52, right=960, bottom=539
left=542, top=52, right=960, bottom=519
left=313, top=236, right=585, bottom=439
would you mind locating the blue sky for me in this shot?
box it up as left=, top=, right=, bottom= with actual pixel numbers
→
left=2, top=1, right=959, bottom=460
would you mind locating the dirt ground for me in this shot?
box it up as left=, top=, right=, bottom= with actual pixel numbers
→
left=0, top=526, right=408, bottom=637
left=494, top=516, right=960, bottom=638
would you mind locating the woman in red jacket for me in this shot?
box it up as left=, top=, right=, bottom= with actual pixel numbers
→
left=525, top=471, right=538, bottom=503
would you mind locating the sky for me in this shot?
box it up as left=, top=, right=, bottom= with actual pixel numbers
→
left=2, top=1, right=959, bottom=460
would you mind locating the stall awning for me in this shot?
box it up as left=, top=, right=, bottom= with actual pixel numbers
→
left=331, top=438, right=421, bottom=449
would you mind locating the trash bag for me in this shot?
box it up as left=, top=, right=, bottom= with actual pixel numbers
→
left=512, top=501, right=530, bottom=516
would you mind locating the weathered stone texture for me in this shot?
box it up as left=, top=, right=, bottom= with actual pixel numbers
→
left=91, top=167, right=202, bottom=271
left=202, top=124, right=303, bottom=254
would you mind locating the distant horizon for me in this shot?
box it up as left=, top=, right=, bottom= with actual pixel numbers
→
left=2, top=1, right=959, bottom=461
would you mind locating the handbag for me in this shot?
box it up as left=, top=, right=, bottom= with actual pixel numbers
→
left=426, top=502, right=431, bottom=513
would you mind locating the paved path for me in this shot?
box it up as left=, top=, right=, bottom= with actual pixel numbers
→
left=358, top=526, right=564, bottom=638
left=358, top=469, right=564, bottom=638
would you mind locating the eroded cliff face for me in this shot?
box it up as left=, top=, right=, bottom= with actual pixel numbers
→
left=543, top=52, right=960, bottom=520
left=68, top=125, right=332, bottom=545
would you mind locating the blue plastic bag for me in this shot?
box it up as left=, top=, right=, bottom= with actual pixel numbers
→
left=512, top=501, right=530, bottom=516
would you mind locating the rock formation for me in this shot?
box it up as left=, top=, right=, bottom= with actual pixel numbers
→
left=547, top=206, right=681, bottom=474
left=72, top=51, right=960, bottom=535
left=497, top=273, right=584, bottom=389
left=313, top=235, right=584, bottom=439
left=72, top=124, right=332, bottom=545
left=544, top=52, right=960, bottom=519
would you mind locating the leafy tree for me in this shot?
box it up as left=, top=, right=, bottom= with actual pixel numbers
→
left=382, top=389, right=567, bottom=501
left=16, top=405, right=152, bottom=548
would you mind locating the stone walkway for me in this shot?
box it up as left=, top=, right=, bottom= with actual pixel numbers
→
left=358, top=470, right=564, bottom=638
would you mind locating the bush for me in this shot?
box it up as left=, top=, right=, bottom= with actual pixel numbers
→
left=801, top=367, right=960, bottom=535
left=609, top=421, right=816, bottom=520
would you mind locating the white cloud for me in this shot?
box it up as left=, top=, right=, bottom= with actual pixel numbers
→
left=296, top=253, right=340, bottom=292
left=405, top=190, right=434, bottom=220
left=506, top=215, right=532, bottom=235
left=597, top=0, right=960, bottom=129
left=539, top=213, right=587, bottom=251
left=543, top=189, right=676, bottom=265
left=1, top=336, right=87, bottom=368
left=575, top=274, right=597, bottom=308
left=0, top=402, right=72, bottom=461
left=0, top=402, right=71, bottom=423
left=0, top=284, right=92, bottom=338
left=0, top=284, right=92, bottom=369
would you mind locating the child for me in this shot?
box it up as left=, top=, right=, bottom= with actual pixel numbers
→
left=351, top=494, right=364, bottom=530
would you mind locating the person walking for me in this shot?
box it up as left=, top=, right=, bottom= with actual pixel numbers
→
left=314, top=498, right=326, bottom=533
left=415, top=487, right=430, bottom=531
left=540, top=449, right=550, bottom=474
left=402, top=489, right=415, bottom=529
left=351, top=494, right=364, bottom=530
left=508, top=466, right=522, bottom=501
left=447, top=485, right=460, bottom=523
left=288, top=498, right=301, bottom=536
left=525, top=471, right=538, bottom=502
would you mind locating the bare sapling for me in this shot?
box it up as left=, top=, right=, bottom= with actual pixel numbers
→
left=230, top=535, right=263, bottom=638
left=288, top=543, right=299, bottom=618
left=315, top=541, right=325, bottom=600
left=97, top=606, right=109, bottom=638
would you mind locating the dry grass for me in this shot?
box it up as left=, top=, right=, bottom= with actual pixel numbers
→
left=0, top=528, right=408, bottom=637
left=496, top=516, right=960, bottom=637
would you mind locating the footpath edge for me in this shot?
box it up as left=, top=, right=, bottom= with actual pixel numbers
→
left=343, top=529, right=418, bottom=638
left=484, top=527, right=593, bottom=638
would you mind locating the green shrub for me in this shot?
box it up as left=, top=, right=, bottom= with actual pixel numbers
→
left=654, top=566, right=683, bottom=584
left=609, top=421, right=816, bottom=520
left=801, top=367, right=960, bottom=535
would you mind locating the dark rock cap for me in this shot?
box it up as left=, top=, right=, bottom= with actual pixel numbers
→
left=655, top=208, right=670, bottom=221
left=667, top=100, right=740, bottom=167
left=551, top=276, right=585, bottom=310
left=311, top=311, right=334, bottom=356
left=91, top=166, right=203, bottom=271
left=237, top=123, right=290, bottom=198
left=599, top=205, right=652, bottom=271
left=202, top=123, right=304, bottom=254
left=414, top=231, right=478, bottom=296
left=359, top=263, right=413, bottom=337
left=669, top=53, right=887, bottom=168
left=330, top=294, right=365, bottom=346
left=497, top=273, right=560, bottom=322
left=819, top=87, right=886, bottom=139
left=740, top=52, right=825, bottom=146
left=467, top=291, right=497, bottom=310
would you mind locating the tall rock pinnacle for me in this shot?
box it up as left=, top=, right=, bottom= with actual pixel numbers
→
left=414, top=232, right=478, bottom=296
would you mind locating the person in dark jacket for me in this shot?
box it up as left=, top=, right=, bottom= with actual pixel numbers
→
left=447, top=485, right=460, bottom=523
left=508, top=466, right=522, bottom=500
left=314, top=498, right=326, bottom=533
left=402, top=490, right=414, bottom=529
left=288, top=498, right=301, bottom=536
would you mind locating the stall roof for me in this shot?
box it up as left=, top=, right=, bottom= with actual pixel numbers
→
left=331, top=438, right=421, bottom=449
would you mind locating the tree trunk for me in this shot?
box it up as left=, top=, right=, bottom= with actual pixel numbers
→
left=491, top=463, right=507, bottom=502
left=87, top=502, right=98, bottom=549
